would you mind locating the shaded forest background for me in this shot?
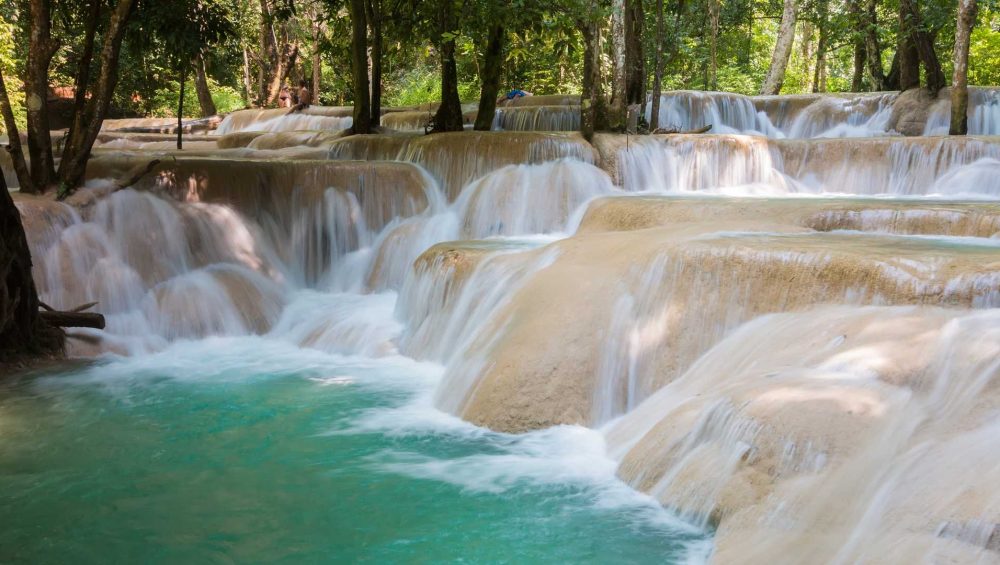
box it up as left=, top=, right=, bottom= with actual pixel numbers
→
left=1, top=0, right=999, bottom=130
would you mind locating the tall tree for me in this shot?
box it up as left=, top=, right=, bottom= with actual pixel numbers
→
left=347, top=0, right=372, bottom=133
left=578, top=0, right=604, bottom=140
left=609, top=0, right=626, bottom=127
left=649, top=0, right=665, bottom=129
left=194, top=54, right=218, bottom=117
left=474, top=23, right=505, bottom=131
left=811, top=0, right=829, bottom=93
left=0, top=0, right=139, bottom=197
left=430, top=0, right=464, bottom=133
left=950, top=0, right=978, bottom=135
left=707, top=0, right=720, bottom=91
left=899, top=0, right=945, bottom=92
left=863, top=0, right=887, bottom=90
left=0, top=72, right=33, bottom=193
left=624, top=0, right=644, bottom=106
left=897, top=1, right=920, bottom=90
left=760, top=0, right=797, bottom=95
left=24, top=0, right=60, bottom=190
left=365, top=0, right=383, bottom=128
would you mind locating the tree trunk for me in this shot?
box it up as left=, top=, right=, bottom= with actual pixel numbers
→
left=26, top=0, right=59, bottom=190
left=265, top=41, right=299, bottom=105
left=257, top=0, right=275, bottom=105
left=862, top=0, right=886, bottom=90
left=67, top=0, right=101, bottom=149
left=0, top=171, right=61, bottom=361
left=194, top=54, right=216, bottom=117
left=609, top=0, right=626, bottom=129
left=348, top=0, right=372, bottom=134
left=0, top=72, right=35, bottom=193
left=812, top=0, right=828, bottom=92
left=625, top=0, right=645, bottom=105
left=899, top=0, right=945, bottom=92
left=366, top=0, right=383, bottom=128
left=431, top=0, right=464, bottom=133
left=897, top=1, right=920, bottom=91
left=580, top=12, right=603, bottom=141
left=177, top=63, right=187, bottom=150
left=474, top=24, right=504, bottom=131
left=849, top=0, right=865, bottom=90
left=950, top=0, right=978, bottom=135
left=55, top=0, right=135, bottom=195
left=242, top=46, right=253, bottom=104
left=760, top=0, right=797, bottom=95
left=312, top=26, right=322, bottom=102
left=707, top=0, right=719, bottom=90
left=650, top=0, right=665, bottom=130
left=799, top=21, right=813, bottom=91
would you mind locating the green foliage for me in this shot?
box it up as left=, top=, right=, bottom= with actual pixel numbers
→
left=149, top=77, right=246, bottom=117
left=969, top=9, right=1000, bottom=85
left=0, top=15, right=24, bottom=134
left=382, top=63, right=480, bottom=107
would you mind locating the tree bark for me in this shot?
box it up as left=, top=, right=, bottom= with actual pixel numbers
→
left=849, top=0, right=865, bottom=90
left=760, top=0, right=797, bottom=95
left=431, top=0, right=464, bottom=133
left=897, top=2, right=920, bottom=91
left=899, top=0, right=945, bottom=92
left=650, top=0, right=665, bottom=130
left=177, top=63, right=187, bottom=150
left=950, top=0, right=978, bottom=135
left=580, top=11, right=603, bottom=141
left=812, top=0, right=829, bottom=92
left=366, top=0, right=383, bottom=128
left=68, top=0, right=101, bottom=143
left=625, top=0, right=645, bottom=105
left=265, top=41, right=299, bottom=105
left=862, top=0, right=887, bottom=90
left=26, top=0, right=59, bottom=190
left=0, top=72, right=35, bottom=193
left=242, top=46, right=253, bottom=104
left=257, top=0, right=275, bottom=105
left=56, top=0, right=137, bottom=196
left=474, top=24, right=504, bottom=131
left=194, top=54, right=217, bottom=117
left=0, top=170, right=61, bottom=360
left=608, top=0, right=626, bottom=130
left=707, top=0, right=719, bottom=91
left=311, top=23, right=322, bottom=103
left=348, top=0, right=372, bottom=134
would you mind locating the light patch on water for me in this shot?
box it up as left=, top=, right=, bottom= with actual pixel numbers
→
left=343, top=382, right=711, bottom=549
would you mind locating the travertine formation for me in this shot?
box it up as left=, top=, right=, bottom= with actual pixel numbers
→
left=10, top=89, right=1000, bottom=563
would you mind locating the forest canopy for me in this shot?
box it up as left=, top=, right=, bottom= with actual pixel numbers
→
left=1, top=0, right=998, bottom=132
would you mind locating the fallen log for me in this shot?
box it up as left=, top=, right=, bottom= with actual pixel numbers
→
left=39, top=311, right=106, bottom=329
left=652, top=124, right=713, bottom=134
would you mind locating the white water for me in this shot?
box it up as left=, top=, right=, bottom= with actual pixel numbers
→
left=14, top=88, right=1000, bottom=564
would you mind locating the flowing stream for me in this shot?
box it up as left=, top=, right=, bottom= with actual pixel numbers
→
left=5, top=90, right=1000, bottom=563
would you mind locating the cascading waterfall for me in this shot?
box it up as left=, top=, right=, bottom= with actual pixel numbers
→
left=215, top=107, right=354, bottom=134
left=607, top=133, right=1000, bottom=196
left=924, top=87, right=1000, bottom=135
left=492, top=106, right=582, bottom=131
left=11, top=91, right=1000, bottom=564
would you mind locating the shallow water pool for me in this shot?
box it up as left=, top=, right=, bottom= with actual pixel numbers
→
left=0, top=337, right=709, bottom=563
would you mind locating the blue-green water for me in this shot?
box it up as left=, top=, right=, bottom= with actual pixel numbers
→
left=0, top=337, right=709, bottom=563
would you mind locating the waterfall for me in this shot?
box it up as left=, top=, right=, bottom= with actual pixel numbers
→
left=606, top=134, right=1000, bottom=196
left=14, top=92, right=1000, bottom=563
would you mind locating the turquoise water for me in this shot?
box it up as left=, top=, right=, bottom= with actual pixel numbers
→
left=0, top=337, right=709, bottom=563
